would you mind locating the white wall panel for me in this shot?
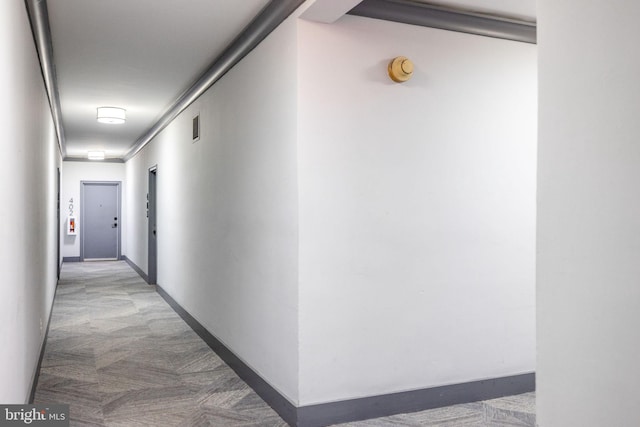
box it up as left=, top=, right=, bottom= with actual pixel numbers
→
left=0, top=1, right=62, bottom=403
left=124, top=14, right=300, bottom=403
left=537, top=1, right=640, bottom=425
left=297, top=16, right=537, bottom=405
left=61, top=161, right=125, bottom=258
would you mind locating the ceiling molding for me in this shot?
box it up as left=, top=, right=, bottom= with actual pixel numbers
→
left=25, top=0, right=67, bottom=157
left=64, top=157, right=125, bottom=164
left=123, top=0, right=306, bottom=162
left=348, top=0, right=536, bottom=44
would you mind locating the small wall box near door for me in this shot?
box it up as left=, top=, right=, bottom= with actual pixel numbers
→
left=67, top=216, right=77, bottom=235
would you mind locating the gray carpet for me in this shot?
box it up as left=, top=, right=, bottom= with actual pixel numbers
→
left=34, top=261, right=287, bottom=426
left=34, top=261, right=535, bottom=426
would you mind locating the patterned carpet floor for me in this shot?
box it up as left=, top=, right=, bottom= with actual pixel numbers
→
left=34, top=261, right=287, bottom=426
left=34, top=261, right=535, bottom=427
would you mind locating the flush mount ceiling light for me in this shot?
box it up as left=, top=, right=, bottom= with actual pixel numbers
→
left=88, top=151, right=105, bottom=160
left=96, top=106, right=126, bottom=124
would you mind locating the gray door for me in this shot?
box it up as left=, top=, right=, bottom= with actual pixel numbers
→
left=82, top=182, right=120, bottom=260
left=56, top=168, right=61, bottom=278
left=148, top=168, right=157, bottom=284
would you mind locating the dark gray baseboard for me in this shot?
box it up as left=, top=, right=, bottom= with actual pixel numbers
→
left=121, top=256, right=150, bottom=284
left=62, top=256, right=80, bottom=262
left=155, top=285, right=298, bottom=424
left=297, top=373, right=535, bottom=427
left=155, top=284, right=535, bottom=427
left=29, top=279, right=59, bottom=403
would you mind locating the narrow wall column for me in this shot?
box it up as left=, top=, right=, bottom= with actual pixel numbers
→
left=538, top=1, right=640, bottom=425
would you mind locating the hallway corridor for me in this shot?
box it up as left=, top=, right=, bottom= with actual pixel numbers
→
left=34, top=262, right=535, bottom=426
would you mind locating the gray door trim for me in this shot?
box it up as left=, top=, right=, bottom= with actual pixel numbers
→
left=80, top=181, right=122, bottom=261
left=148, top=166, right=157, bottom=284
left=56, top=167, right=61, bottom=278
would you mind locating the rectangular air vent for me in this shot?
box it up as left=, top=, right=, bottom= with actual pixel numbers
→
left=192, top=113, right=200, bottom=143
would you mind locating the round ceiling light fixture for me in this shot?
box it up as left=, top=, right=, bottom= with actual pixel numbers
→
left=97, top=106, right=126, bottom=124
left=87, top=151, right=105, bottom=160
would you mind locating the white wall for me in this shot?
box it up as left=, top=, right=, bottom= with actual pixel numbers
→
left=297, top=16, right=537, bottom=405
left=0, top=1, right=62, bottom=403
left=124, top=13, right=300, bottom=403
left=124, top=10, right=536, bottom=408
left=61, top=161, right=126, bottom=258
left=537, top=1, right=640, bottom=426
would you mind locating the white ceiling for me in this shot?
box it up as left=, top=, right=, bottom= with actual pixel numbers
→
left=49, top=0, right=269, bottom=158
left=47, top=0, right=535, bottom=160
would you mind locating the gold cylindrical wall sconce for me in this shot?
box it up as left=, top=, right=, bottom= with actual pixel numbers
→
left=388, top=56, right=414, bottom=83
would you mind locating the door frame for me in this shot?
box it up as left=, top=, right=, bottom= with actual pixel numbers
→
left=56, top=167, right=61, bottom=278
left=148, top=166, right=157, bottom=284
left=80, top=181, right=122, bottom=261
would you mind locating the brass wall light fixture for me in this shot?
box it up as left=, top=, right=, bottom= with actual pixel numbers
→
left=388, top=56, right=414, bottom=83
